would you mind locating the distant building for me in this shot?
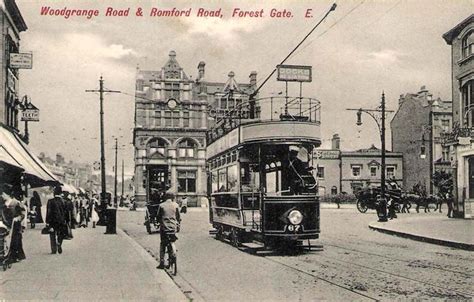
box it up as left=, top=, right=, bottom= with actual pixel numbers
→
left=391, top=86, right=452, bottom=193
left=133, top=51, right=257, bottom=206
left=315, top=134, right=404, bottom=195
left=442, top=14, right=474, bottom=218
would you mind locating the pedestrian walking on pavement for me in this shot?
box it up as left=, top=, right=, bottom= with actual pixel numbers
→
left=4, top=187, right=26, bottom=262
left=180, top=196, right=188, bottom=214
left=29, top=191, right=44, bottom=224
left=446, top=192, right=454, bottom=218
left=46, top=186, right=67, bottom=254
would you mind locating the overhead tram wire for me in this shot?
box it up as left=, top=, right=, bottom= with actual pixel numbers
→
left=288, top=0, right=366, bottom=61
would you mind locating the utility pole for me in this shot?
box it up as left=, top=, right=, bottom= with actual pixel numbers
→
left=381, top=92, right=386, bottom=220
left=86, top=76, right=120, bottom=234
left=114, top=137, right=118, bottom=207
left=121, top=159, right=124, bottom=204
left=85, top=76, right=120, bottom=208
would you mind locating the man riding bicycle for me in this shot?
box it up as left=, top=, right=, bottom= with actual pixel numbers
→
left=156, top=191, right=181, bottom=269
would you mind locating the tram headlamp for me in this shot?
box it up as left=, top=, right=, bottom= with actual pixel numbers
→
left=288, top=210, right=303, bottom=225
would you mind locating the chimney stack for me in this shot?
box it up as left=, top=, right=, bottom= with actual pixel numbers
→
left=197, top=61, right=205, bottom=80
left=249, top=71, right=257, bottom=87
left=331, top=134, right=340, bottom=150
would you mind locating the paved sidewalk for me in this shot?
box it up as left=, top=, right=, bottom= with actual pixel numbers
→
left=369, top=212, right=474, bottom=251
left=0, top=224, right=187, bottom=301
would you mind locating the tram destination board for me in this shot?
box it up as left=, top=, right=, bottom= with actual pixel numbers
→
left=277, top=64, right=312, bottom=82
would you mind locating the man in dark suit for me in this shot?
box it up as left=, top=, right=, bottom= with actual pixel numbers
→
left=46, top=186, right=67, bottom=254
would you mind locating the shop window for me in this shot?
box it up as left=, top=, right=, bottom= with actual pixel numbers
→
left=178, top=170, right=196, bottom=193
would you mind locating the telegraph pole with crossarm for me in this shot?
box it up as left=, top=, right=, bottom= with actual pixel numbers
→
left=86, top=76, right=120, bottom=233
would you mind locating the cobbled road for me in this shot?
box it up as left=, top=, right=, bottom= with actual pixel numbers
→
left=118, top=206, right=473, bottom=301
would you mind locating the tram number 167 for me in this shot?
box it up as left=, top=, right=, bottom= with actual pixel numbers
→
left=287, top=224, right=301, bottom=232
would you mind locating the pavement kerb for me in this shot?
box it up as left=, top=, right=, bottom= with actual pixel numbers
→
left=117, top=228, right=188, bottom=301
left=368, top=222, right=474, bottom=251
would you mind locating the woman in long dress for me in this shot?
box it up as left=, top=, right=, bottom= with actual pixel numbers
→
left=30, top=191, right=44, bottom=223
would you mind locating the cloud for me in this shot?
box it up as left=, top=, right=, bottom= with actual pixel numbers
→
left=366, top=49, right=405, bottom=65
left=64, top=33, right=138, bottom=60
left=182, top=15, right=268, bottom=41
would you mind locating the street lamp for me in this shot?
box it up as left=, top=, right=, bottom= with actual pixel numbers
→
left=347, top=92, right=394, bottom=222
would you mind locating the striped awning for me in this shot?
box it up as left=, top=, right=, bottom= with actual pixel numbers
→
left=0, top=126, right=59, bottom=187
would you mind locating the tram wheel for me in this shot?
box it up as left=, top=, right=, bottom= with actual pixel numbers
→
left=215, top=226, right=223, bottom=240
left=231, top=228, right=241, bottom=247
left=356, top=200, right=368, bottom=213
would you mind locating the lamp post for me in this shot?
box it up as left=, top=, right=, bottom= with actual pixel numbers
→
left=347, top=92, right=394, bottom=222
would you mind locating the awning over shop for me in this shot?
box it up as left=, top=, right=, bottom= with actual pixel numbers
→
left=0, top=125, right=59, bottom=187
left=0, top=145, right=24, bottom=171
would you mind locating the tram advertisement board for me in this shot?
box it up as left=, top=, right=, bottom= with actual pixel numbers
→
left=277, top=64, right=312, bottom=82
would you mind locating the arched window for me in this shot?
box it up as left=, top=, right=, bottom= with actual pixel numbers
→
left=178, top=138, right=197, bottom=158
left=147, top=138, right=168, bottom=157
left=462, top=30, right=474, bottom=58
left=331, top=186, right=338, bottom=195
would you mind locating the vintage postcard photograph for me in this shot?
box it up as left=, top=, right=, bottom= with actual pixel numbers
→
left=0, top=0, right=473, bottom=301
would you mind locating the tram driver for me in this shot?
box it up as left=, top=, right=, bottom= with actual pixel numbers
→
left=284, top=145, right=314, bottom=194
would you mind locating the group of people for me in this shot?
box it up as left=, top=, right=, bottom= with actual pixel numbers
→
left=45, top=186, right=100, bottom=254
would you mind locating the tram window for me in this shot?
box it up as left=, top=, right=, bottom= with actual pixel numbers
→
left=266, top=171, right=278, bottom=193
left=226, top=154, right=231, bottom=164
left=227, top=165, right=238, bottom=192
left=218, top=169, right=227, bottom=192
left=241, top=163, right=260, bottom=192
left=211, top=171, right=218, bottom=193
left=232, top=153, right=237, bottom=162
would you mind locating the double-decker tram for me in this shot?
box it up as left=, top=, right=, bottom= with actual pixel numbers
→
left=206, top=95, right=322, bottom=250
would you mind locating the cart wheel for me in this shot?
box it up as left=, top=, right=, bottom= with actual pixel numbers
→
left=356, top=200, right=368, bottom=213
left=145, top=221, right=152, bottom=234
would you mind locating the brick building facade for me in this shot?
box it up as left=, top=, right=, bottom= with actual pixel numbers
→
left=391, top=86, right=452, bottom=194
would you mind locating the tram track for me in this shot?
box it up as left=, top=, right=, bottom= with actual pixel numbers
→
left=324, top=242, right=473, bottom=277
left=263, top=256, right=380, bottom=301
left=315, top=253, right=473, bottom=298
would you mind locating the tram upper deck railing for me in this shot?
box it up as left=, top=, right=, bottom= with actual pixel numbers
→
left=207, top=96, right=321, bottom=145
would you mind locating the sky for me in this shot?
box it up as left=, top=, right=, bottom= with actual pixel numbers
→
left=14, top=0, right=474, bottom=176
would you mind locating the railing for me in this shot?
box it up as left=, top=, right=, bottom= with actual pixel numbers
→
left=207, top=96, right=321, bottom=144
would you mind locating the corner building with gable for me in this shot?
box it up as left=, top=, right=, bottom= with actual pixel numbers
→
left=133, top=51, right=257, bottom=206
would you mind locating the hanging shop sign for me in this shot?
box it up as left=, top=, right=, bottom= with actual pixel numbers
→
left=21, top=103, right=40, bottom=122
left=277, top=65, right=312, bottom=82
left=10, top=53, right=33, bottom=69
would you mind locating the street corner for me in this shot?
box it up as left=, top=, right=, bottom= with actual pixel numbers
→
left=368, top=219, right=474, bottom=251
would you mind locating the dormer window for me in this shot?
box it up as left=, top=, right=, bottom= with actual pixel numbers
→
left=462, top=30, right=474, bottom=58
